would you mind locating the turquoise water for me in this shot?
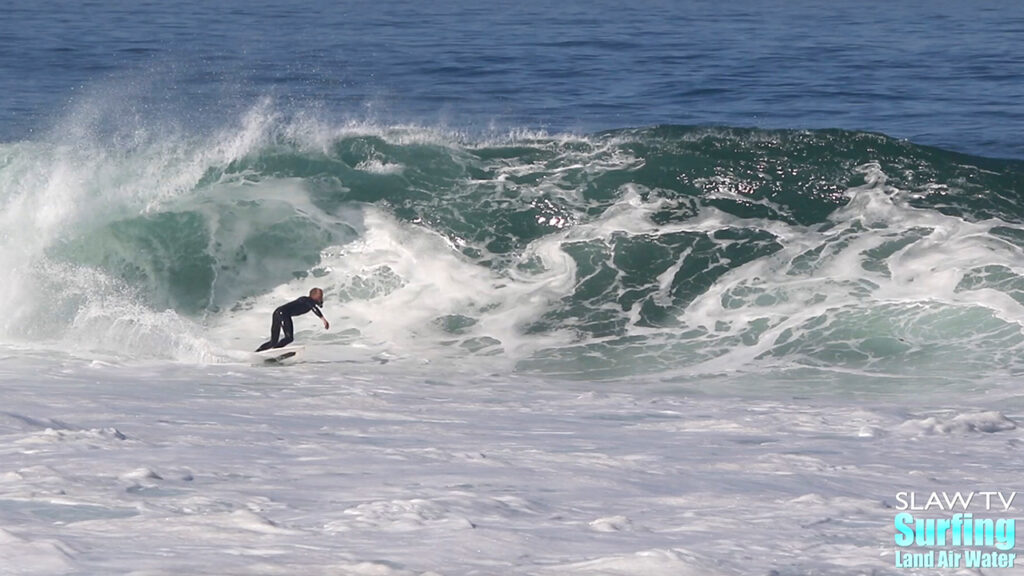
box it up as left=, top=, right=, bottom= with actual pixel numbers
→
left=2, top=1, right=1023, bottom=382
left=3, top=6, right=1024, bottom=574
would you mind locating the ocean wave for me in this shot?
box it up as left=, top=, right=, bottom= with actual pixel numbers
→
left=2, top=103, right=1024, bottom=378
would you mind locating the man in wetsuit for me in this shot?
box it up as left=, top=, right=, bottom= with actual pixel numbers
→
left=256, top=288, right=330, bottom=351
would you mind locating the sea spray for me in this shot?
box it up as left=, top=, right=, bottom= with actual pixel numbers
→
left=2, top=104, right=1024, bottom=377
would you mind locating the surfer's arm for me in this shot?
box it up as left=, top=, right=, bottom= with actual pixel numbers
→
left=312, top=305, right=329, bottom=330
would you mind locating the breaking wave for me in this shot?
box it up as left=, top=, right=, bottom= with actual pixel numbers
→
left=3, top=99, right=1024, bottom=380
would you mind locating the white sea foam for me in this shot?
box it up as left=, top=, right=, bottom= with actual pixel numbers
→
left=4, top=98, right=1024, bottom=382
left=1, top=355, right=1020, bottom=574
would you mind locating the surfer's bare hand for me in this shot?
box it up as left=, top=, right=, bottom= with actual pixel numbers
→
left=323, top=319, right=330, bottom=330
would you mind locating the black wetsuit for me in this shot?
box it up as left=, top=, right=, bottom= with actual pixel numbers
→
left=256, top=296, right=324, bottom=351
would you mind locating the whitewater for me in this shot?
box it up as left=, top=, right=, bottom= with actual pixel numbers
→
left=2, top=96, right=1023, bottom=575
left=5, top=1, right=1024, bottom=574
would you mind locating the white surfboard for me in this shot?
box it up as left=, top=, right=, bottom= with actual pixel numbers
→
left=253, top=346, right=305, bottom=364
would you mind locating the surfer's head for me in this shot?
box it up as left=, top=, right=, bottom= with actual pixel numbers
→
left=309, top=287, right=324, bottom=305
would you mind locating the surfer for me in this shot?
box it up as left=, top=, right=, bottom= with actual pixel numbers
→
left=256, top=288, right=330, bottom=352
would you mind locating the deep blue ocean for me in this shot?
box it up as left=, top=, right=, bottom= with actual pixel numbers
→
left=5, top=7, right=1024, bottom=574
left=3, top=1, right=1022, bottom=158
left=2, top=1, right=1024, bottom=380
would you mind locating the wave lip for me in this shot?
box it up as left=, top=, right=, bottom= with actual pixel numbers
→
left=3, top=109, right=1024, bottom=378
